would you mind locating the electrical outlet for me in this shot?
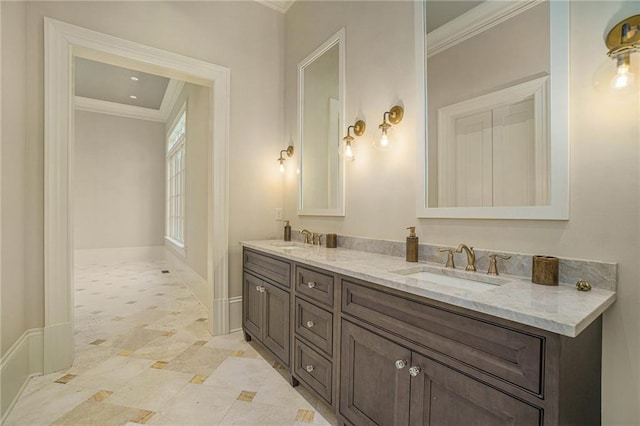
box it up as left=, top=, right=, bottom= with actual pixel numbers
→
left=275, top=208, right=283, bottom=221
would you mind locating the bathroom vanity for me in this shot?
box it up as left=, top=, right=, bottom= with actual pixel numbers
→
left=241, top=241, right=615, bottom=426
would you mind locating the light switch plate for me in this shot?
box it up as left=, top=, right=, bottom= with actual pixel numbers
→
left=275, top=208, right=283, bottom=221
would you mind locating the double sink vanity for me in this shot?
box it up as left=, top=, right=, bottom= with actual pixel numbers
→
left=241, top=239, right=616, bottom=426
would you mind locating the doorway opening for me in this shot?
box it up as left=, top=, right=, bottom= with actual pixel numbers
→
left=44, top=18, right=230, bottom=373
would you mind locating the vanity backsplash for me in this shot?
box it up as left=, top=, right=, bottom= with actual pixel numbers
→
left=289, top=232, right=617, bottom=291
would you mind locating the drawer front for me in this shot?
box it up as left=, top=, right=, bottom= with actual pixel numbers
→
left=295, top=265, right=334, bottom=307
left=294, top=339, right=333, bottom=404
left=295, top=298, right=333, bottom=356
left=341, top=279, right=543, bottom=395
left=243, top=249, right=290, bottom=288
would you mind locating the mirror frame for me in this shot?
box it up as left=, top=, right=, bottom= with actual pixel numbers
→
left=415, top=1, right=569, bottom=220
left=297, top=28, right=346, bottom=217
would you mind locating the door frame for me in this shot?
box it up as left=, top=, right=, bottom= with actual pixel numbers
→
left=44, top=18, right=230, bottom=372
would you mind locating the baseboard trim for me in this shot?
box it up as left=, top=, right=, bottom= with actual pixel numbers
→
left=229, top=296, right=242, bottom=332
left=74, top=246, right=166, bottom=266
left=1, top=328, right=44, bottom=423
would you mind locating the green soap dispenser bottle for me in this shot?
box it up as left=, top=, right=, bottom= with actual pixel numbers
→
left=406, top=226, right=418, bottom=262
left=284, top=220, right=291, bottom=242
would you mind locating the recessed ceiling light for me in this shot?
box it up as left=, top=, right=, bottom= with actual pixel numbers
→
left=130, top=95, right=137, bottom=99
left=130, top=76, right=139, bottom=81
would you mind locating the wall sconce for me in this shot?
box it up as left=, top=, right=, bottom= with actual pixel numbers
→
left=606, top=14, right=639, bottom=89
left=374, top=105, right=404, bottom=151
left=278, top=145, right=294, bottom=172
left=342, top=120, right=366, bottom=160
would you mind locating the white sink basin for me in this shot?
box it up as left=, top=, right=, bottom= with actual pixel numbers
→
left=268, top=241, right=308, bottom=250
left=390, top=265, right=507, bottom=292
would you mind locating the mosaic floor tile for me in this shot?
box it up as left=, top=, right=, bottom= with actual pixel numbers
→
left=5, top=261, right=337, bottom=426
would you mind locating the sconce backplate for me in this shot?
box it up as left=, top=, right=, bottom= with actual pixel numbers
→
left=388, top=106, right=404, bottom=125
left=606, top=15, right=640, bottom=55
left=353, top=120, right=366, bottom=136
left=284, top=145, right=294, bottom=157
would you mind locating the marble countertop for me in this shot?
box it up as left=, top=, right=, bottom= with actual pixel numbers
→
left=241, top=240, right=616, bottom=337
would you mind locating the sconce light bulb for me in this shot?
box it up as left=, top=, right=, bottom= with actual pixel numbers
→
left=613, top=54, right=634, bottom=89
left=278, top=159, right=285, bottom=173
left=379, top=132, right=390, bottom=148
left=614, top=72, right=630, bottom=88
left=345, top=141, right=354, bottom=159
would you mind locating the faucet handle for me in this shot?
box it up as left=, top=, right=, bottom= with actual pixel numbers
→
left=438, top=248, right=455, bottom=269
left=313, top=233, right=323, bottom=246
left=487, top=254, right=511, bottom=276
left=299, top=229, right=311, bottom=244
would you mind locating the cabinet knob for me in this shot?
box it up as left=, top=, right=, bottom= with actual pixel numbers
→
left=395, top=359, right=407, bottom=370
left=409, top=366, right=421, bottom=377
left=306, top=320, right=315, bottom=328
left=307, top=281, right=316, bottom=289
left=255, top=285, right=265, bottom=293
left=305, top=365, right=315, bottom=373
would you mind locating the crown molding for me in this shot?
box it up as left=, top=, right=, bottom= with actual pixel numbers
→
left=74, top=78, right=184, bottom=122
left=256, top=0, right=295, bottom=14
left=427, top=0, right=541, bottom=58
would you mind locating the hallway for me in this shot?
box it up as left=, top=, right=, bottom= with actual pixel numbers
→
left=5, top=261, right=335, bottom=425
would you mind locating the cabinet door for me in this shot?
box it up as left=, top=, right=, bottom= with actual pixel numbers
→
left=263, top=281, right=290, bottom=365
left=340, top=320, right=411, bottom=426
left=243, top=272, right=264, bottom=339
left=409, top=352, right=541, bottom=426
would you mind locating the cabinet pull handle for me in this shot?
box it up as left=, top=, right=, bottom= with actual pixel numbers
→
left=307, top=281, right=316, bottom=289
left=306, top=320, right=315, bottom=328
left=255, top=285, right=265, bottom=293
left=395, top=359, right=407, bottom=370
left=409, top=366, right=421, bottom=377
left=305, top=365, right=315, bottom=373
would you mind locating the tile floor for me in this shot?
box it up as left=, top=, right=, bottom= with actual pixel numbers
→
left=5, top=261, right=337, bottom=425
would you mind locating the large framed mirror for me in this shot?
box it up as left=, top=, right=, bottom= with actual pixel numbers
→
left=298, top=29, right=346, bottom=216
left=416, top=0, right=569, bottom=219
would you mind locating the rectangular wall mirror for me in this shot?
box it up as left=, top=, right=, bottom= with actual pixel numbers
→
left=416, top=0, right=569, bottom=219
left=298, top=28, right=346, bottom=216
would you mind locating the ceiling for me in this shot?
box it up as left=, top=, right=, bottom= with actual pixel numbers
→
left=75, top=57, right=170, bottom=109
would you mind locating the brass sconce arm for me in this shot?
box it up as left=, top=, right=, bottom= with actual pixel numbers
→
left=342, top=120, right=366, bottom=159
left=277, top=145, right=294, bottom=172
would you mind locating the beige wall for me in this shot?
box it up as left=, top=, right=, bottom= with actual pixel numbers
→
left=165, top=83, right=209, bottom=279
left=1, top=2, right=28, bottom=357
left=0, top=0, right=284, bottom=357
left=284, top=1, right=639, bottom=424
left=74, top=111, right=166, bottom=250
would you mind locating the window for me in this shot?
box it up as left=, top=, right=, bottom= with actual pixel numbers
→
left=166, top=107, right=186, bottom=247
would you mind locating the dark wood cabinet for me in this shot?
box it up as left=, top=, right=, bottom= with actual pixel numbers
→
left=242, top=272, right=264, bottom=339
left=341, top=320, right=542, bottom=426
left=409, top=352, right=541, bottom=426
left=262, top=280, right=290, bottom=364
left=340, top=320, right=411, bottom=426
left=242, top=249, right=292, bottom=368
left=242, top=247, right=604, bottom=426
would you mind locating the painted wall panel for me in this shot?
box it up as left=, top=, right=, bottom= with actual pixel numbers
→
left=74, top=111, right=165, bottom=250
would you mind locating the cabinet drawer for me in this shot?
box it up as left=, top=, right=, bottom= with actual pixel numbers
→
left=341, top=279, right=543, bottom=395
left=295, top=265, right=334, bottom=307
left=295, top=298, right=333, bottom=356
left=243, top=249, right=290, bottom=288
left=294, top=339, right=333, bottom=404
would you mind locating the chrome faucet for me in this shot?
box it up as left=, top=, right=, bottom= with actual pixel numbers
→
left=455, top=244, right=476, bottom=271
left=299, top=229, right=312, bottom=244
